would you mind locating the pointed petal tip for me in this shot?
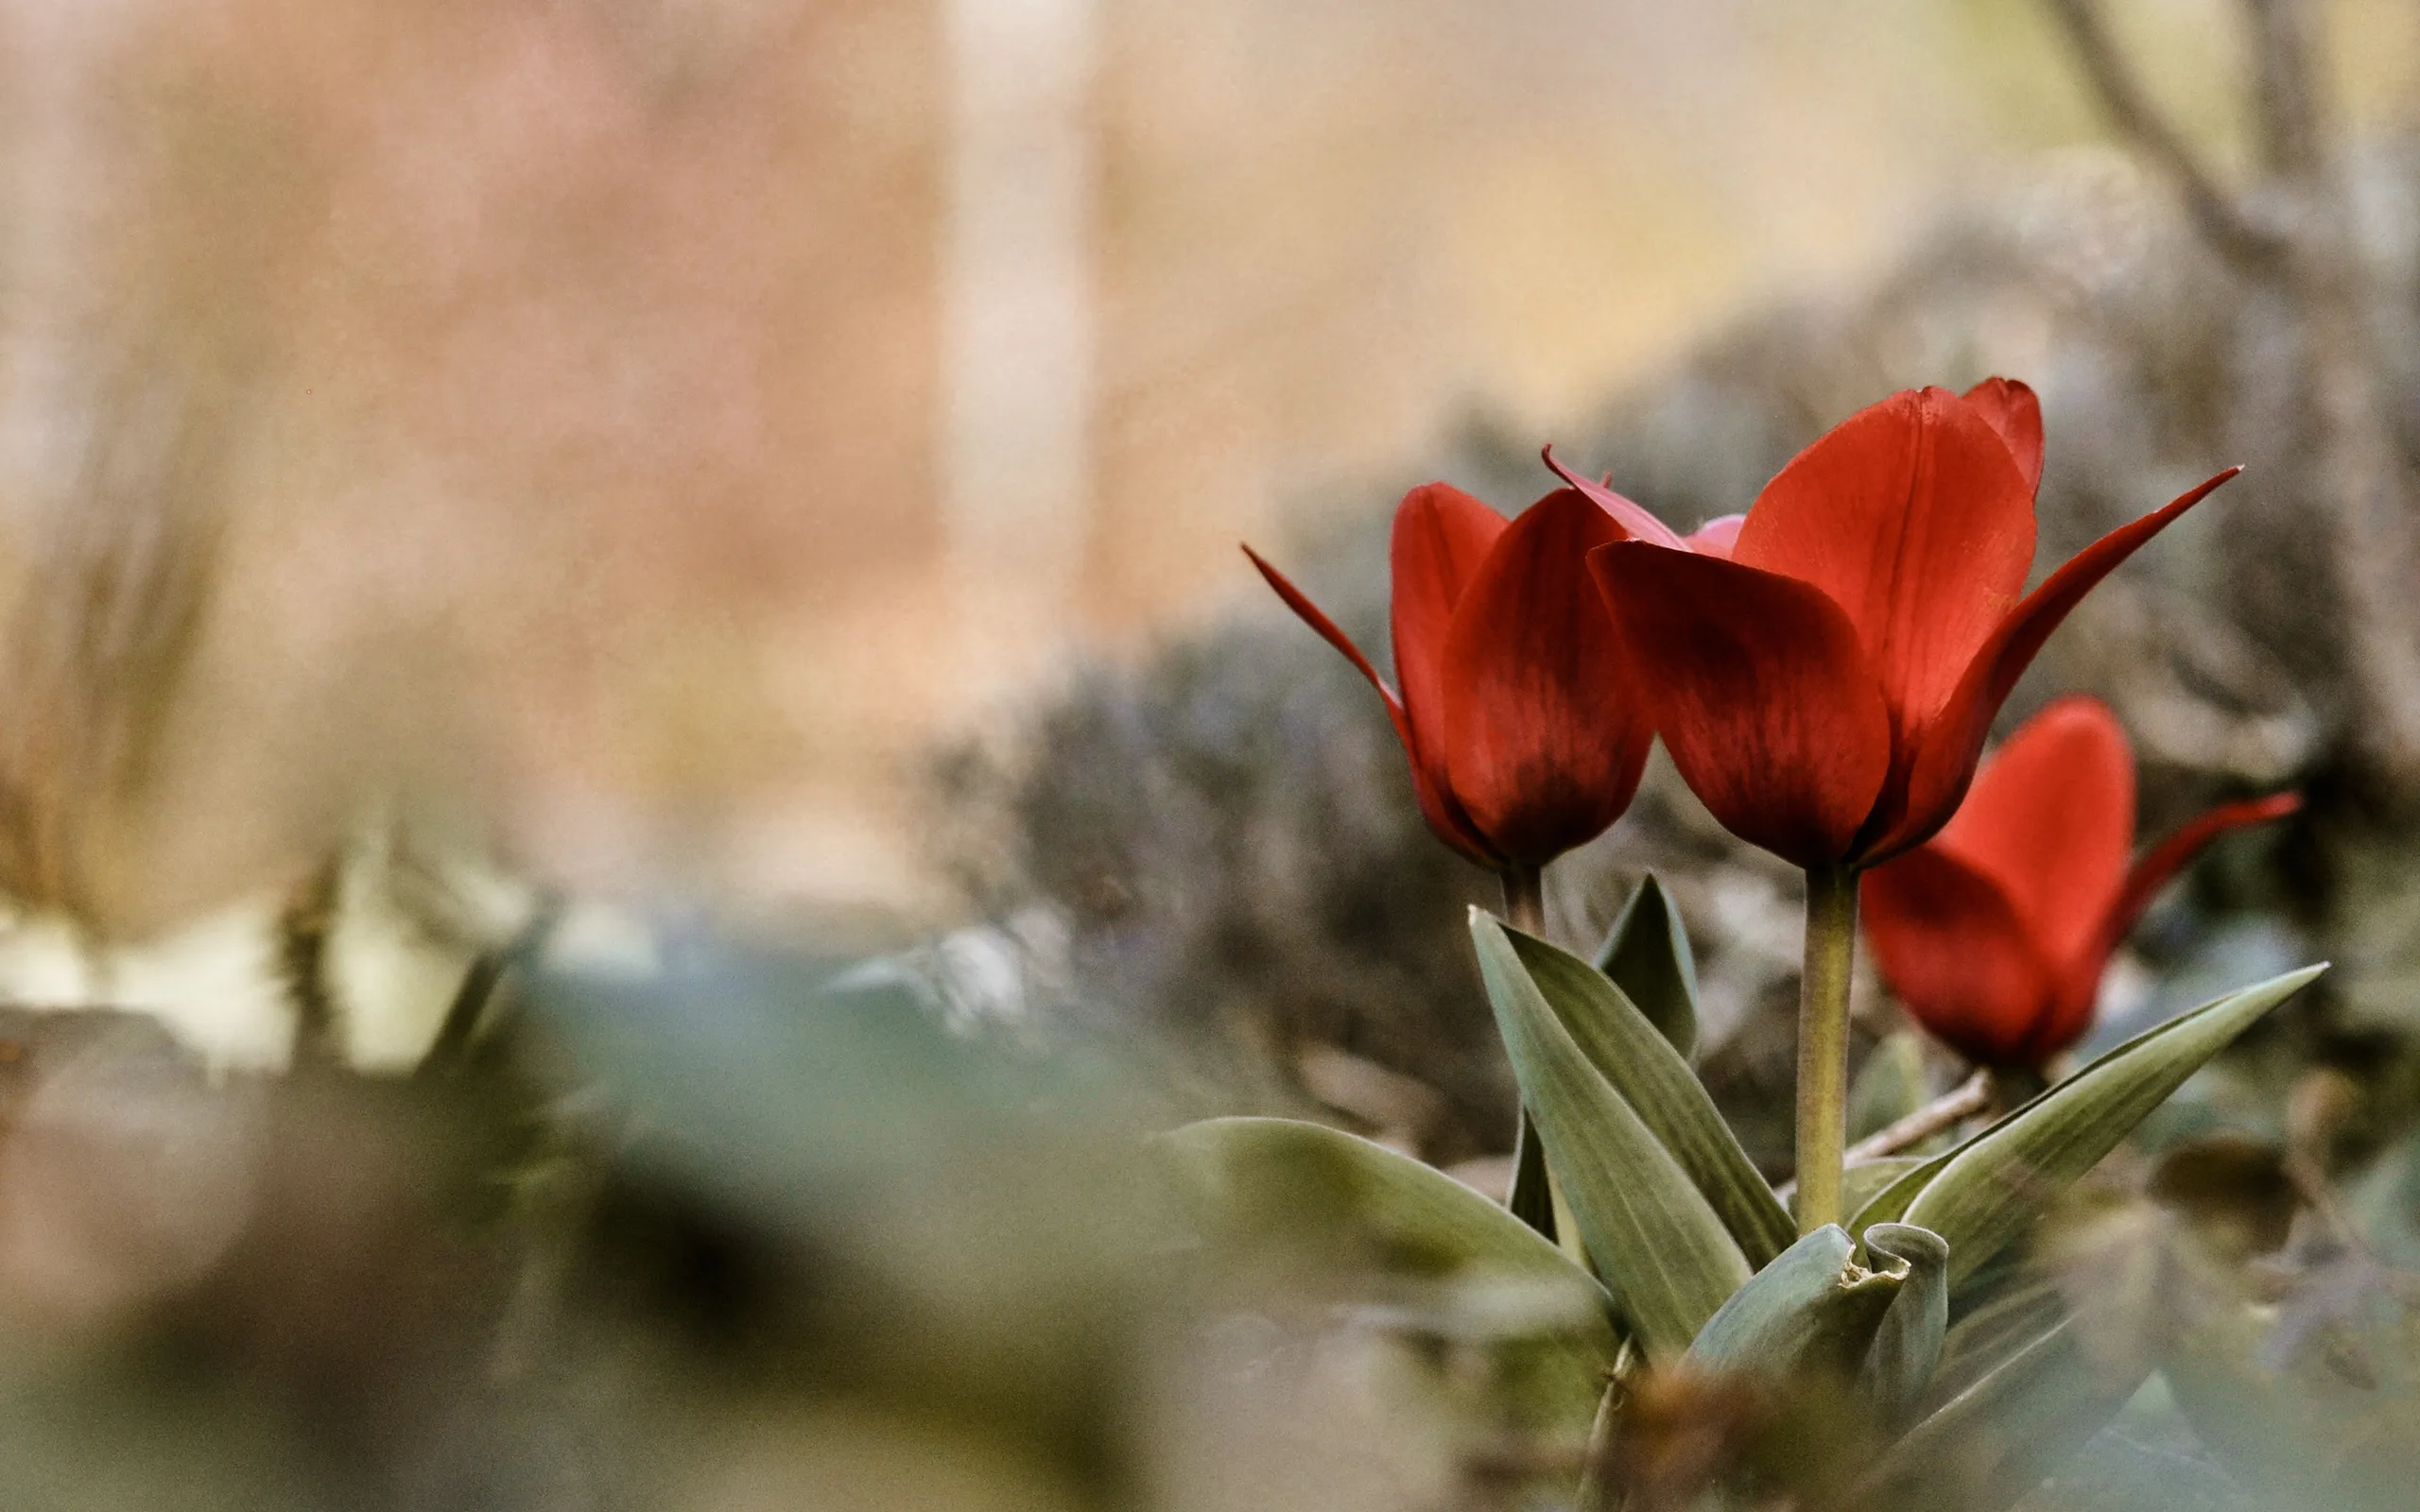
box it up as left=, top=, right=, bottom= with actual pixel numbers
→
left=1536, top=444, right=1614, bottom=495
left=1239, top=536, right=1417, bottom=752
left=1240, top=541, right=1301, bottom=594
left=1543, top=444, right=1687, bottom=550
left=1871, top=461, right=2249, bottom=862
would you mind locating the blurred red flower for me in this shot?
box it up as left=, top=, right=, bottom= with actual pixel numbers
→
left=1245, top=484, right=1657, bottom=869
left=1860, top=696, right=2300, bottom=1068
left=1582, top=380, right=2239, bottom=870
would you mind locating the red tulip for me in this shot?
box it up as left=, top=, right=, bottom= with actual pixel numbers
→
left=1244, top=483, right=1658, bottom=869
left=1860, top=696, right=2301, bottom=1068
left=1581, top=380, right=2240, bottom=870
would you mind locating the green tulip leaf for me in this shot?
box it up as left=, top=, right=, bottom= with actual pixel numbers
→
left=1845, top=1152, right=1940, bottom=1236
left=1856, top=1222, right=1949, bottom=1430
left=1595, top=873, right=1699, bottom=1060
left=1507, top=1108, right=1557, bottom=1243
left=1685, top=1224, right=1904, bottom=1380
left=1858, top=965, right=2325, bottom=1282
left=1472, top=910, right=1751, bottom=1356
left=1841, top=1156, right=1928, bottom=1220
left=1498, top=921, right=1795, bottom=1267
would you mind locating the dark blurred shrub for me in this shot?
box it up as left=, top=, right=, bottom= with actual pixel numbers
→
left=937, top=141, right=2420, bottom=1157
left=932, top=507, right=1512, bottom=1161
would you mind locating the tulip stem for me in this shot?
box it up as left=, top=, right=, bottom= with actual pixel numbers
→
left=1795, top=866, right=1859, bottom=1234
left=1500, top=864, right=1585, bottom=1261
left=1500, top=864, right=1547, bottom=936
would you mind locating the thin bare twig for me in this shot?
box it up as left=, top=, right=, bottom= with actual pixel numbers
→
left=1847, top=1070, right=1992, bottom=1164
left=2038, top=0, right=2283, bottom=271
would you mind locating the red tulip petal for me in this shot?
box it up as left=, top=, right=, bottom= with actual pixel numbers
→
left=1244, top=542, right=1499, bottom=865
left=1590, top=541, right=1892, bottom=868
left=2094, top=790, right=2303, bottom=975
left=1442, top=490, right=1651, bottom=866
left=1685, top=514, right=1745, bottom=558
left=1734, top=387, right=2037, bottom=747
left=1391, top=483, right=1508, bottom=761
left=2024, top=789, right=2302, bottom=1063
left=1936, top=696, right=2134, bottom=978
left=1541, top=445, right=1688, bottom=550
left=1873, top=466, right=2241, bottom=862
left=1242, top=544, right=1400, bottom=717
left=1962, top=377, right=2044, bottom=499
left=1862, top=848, right=2056, bottom=1068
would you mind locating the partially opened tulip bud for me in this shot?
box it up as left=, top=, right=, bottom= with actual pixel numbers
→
left=1244, top=483, right=1655, bottom=925
left=1569, top=377, right=2238, bottom=1230
left=1581, top=380, right=2238, bottom=873
left=1862, top=696, right=2301, bottom=1071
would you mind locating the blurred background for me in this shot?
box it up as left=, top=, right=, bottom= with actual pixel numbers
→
left=10, top=0, right=2412, bottom=932
left=5, top=1, right=2420, bottom=1507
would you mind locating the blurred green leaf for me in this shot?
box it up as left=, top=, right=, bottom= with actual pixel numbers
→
left=1857, top=1222, right=1949, bottom=1431
left=1854, top=1312, right=2153, bottom=1512
left=1500, top=922, right=1794, bottom=1266
left=2165, top=1269, right=2420, bottom=1510
left=2348, top=1128, right=2420, bottom=1271
left=1473, top=910, right=1751, bottom=1356
left=1927, top=1272, right=2068, bottom=1406
left=2037, top=1422, right=2256, bottom=1512
left=1594, top=873, right=1698, bottom=1061
left=1685, top=1223, right=1901, bottom=1381
left=1162, top=1116, right=1621, bottom=1448
left=1859, top=966, right=2325, bottom=1282
left=1161, top=1116, right=1614, bottom=1312
left=1849, top=1031, right=1930, bottom=1143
